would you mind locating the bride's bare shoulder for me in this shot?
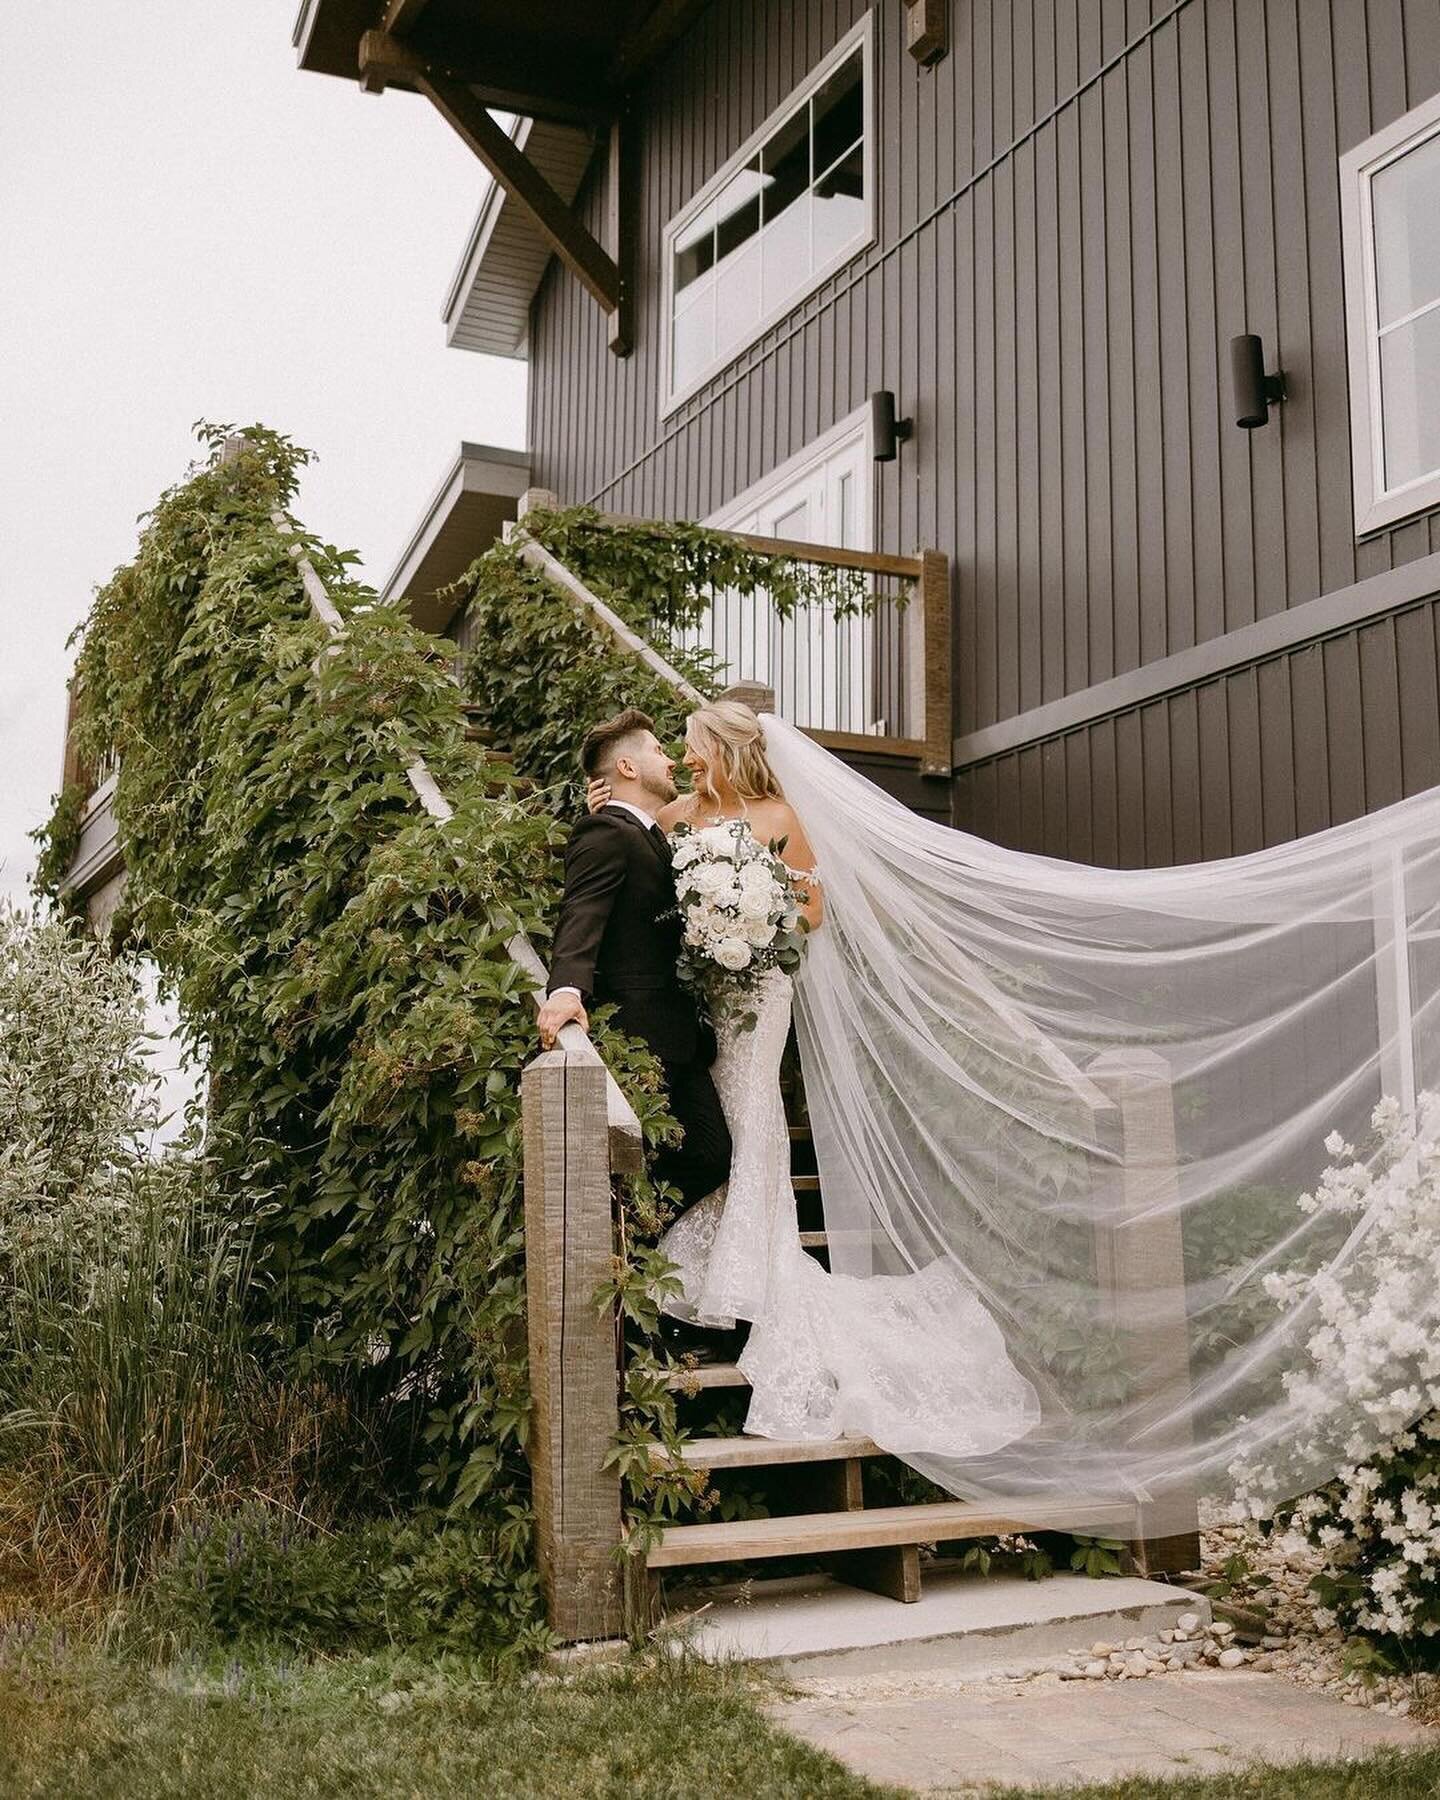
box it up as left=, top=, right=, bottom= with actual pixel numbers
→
left=656, top=795, right=694, bottom=830
left=751, top=796, right=805, bottom=844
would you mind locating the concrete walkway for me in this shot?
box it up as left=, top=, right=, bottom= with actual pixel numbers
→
left=672, top=1568, right=1207, bottom=1671
left=769, top=1667, right=1434, bottom=1791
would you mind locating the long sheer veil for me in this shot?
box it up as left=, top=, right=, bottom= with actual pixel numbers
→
left=760, top=711, right=1440, bottom=1536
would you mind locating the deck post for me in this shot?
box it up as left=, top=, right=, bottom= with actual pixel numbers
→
left=522, top=1048, right=625, bottom=1641
left=1085, top=1047, right=1201, bottom=1577
left=719, top=680, right=776, bottom=713
left=918, top=548, right=952, bottom=776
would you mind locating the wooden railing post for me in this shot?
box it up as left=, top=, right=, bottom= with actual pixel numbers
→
left=919, top=548, right=952, bottom=777
left=719, top=680, right=776, bottom=713
left=1085, top=1047, right=1201, bottom=1577
left=522, top=1048, right=625, bottom=1641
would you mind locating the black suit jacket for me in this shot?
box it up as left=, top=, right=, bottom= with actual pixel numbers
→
left=546, top=806, right=713, bottom=1066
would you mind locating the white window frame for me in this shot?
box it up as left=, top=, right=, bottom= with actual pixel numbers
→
left=659, top=13, right=876, bottom=419
left=701, top=405, right=891, bottom=733
left=1341, top=88, right=1440, bottom=536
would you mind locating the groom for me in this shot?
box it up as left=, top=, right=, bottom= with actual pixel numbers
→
left=536, top=708, right=732, bottom=1218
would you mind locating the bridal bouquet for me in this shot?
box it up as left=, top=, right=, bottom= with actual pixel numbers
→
left=670, top=820, right=807, bottom=1025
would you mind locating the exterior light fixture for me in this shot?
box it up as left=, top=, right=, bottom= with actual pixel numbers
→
left=903, top=0, right=949, bottom=66
left=871, top=389, right=914, bottom=462
left=1230, top=333, right=1287, bottom=428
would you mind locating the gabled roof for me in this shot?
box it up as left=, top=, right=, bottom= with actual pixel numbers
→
left=294, top=1, right=712, bottom=358
left=293, top=1, right=706, bottom=127
left=441, top=117, right=596, bottom=359
left=382, top=442, right=531, bottom=634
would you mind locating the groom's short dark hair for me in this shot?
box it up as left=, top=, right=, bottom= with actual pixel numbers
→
left=582, top=708, right=655, bottom=778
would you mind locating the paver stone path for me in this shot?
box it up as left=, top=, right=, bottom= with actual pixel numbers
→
left=769, top=1667, right=1435, bottom=1791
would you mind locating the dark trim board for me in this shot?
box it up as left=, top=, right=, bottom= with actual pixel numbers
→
left=835, top=746, right=950, bottom=827
left=954, top=551, right=1440, bottom=769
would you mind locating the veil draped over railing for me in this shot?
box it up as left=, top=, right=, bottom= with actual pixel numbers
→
left=761, top=712, right=1440, bottom=1536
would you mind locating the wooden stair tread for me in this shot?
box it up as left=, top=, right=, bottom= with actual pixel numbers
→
left=646, top=1496, right=1136, bottom=1568
left=663, top=1362, right=747, bottom=1390
left=650, top=1432, right=881, bottom=1471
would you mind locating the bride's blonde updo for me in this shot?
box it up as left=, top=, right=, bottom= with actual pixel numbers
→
left=686, top=700, right=784, bottom=809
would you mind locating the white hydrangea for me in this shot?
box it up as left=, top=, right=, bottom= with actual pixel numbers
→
left=1230, top=1089, right=1440, bottom=1649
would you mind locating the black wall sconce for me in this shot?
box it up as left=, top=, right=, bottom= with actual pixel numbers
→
left=1230, top=333, right=1288, bottom=428
left=871, top=389, right=913, bottom=462
left=903, top=0, right=949, bottom=66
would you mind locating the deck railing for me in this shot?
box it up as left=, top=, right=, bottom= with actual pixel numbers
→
left=511, top=497, right=953, bottom=779
left=690, top=531, right=953, bottom=780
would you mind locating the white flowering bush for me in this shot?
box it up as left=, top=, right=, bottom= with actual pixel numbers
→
left=1232, top=1091, right=1440, bottom=1650
left=670, top=820, right=807, bottom=1028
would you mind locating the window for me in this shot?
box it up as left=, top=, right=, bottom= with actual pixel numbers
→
left=1342, top=90, right=1440, bottom=534
left=694, top=408, right=902, bottom=735
left=663, top=20, right=874, bottom=414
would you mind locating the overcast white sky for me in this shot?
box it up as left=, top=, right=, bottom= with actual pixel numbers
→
left=0, top=0, right=527, bottom=906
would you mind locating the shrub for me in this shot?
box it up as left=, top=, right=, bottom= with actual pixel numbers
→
left=1233, top=1093, right=1440, bottom=1656
left=150, top=1504, right=549, bottom=1657
left=0, top=909, right=383, bottom=1603
left=0, top=906, right=157, bottom=1265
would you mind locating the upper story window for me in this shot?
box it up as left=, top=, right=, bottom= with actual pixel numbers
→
left=662, top=18, right=874, bottom=415
left=1341, top=89, right=1440, bottom=535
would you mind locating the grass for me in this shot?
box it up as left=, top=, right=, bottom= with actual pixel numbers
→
left=0, top=1644, right=894, bottom=1800
left=1, top=1637, right=1439, bottom=1800
left=1004, top=1747, right=1440, bottom=1797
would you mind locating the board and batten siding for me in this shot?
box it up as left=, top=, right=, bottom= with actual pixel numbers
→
left=526, top=0, right=1440, bottom=861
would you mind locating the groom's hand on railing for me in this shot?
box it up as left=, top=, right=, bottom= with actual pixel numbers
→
left=537, top=988, right=588, bottom=1049
left=585, top=778, right=611, bottom=814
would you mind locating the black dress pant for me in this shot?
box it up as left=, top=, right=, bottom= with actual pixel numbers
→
left=654, top=1056, right=732, bottom=1211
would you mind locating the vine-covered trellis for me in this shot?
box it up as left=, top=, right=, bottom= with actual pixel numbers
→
left=37, top=424, right=847, bottom=1560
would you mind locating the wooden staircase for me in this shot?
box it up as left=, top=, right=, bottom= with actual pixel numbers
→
left=639, top=1089, right=1137, bottom=1612
left=522, top=1014, right=1199, bottom=1643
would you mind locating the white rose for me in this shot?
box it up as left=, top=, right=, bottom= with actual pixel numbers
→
left=742, top=917, right=775, bottom=948
left=697, top=824, right=742, bottom=860
left=736, top=887, right=773, bottom=922
left=689, top=863, right=731, bottom=897
left=672, top=839, right=702, bottom=868
left=712, top=938, right=752, bottom=970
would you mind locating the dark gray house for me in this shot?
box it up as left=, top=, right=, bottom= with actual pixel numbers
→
left=293, top=0, right=1440, bottom=866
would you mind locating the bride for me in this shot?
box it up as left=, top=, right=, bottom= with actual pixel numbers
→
left=589, top=691, right=1440, bottom=1529
left=589, top=699, right=1042, bottom=1459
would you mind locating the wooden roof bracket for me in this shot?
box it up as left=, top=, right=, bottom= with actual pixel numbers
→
left=359, top=30, right=634, bottom=357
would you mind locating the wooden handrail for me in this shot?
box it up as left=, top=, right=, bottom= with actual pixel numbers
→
left=515, top=535, right=706, bottom=704
left=213, top=441, right=645, bottom=1171
left=592, top=506, right=926, bottom=582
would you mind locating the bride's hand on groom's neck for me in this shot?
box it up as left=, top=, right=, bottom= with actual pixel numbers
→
left=586, top=777, right=611, bottom=815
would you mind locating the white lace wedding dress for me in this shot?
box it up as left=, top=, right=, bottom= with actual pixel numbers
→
left=659, top=851, right=1042, bottom=1458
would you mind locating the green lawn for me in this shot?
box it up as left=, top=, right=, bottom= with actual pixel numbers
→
left=0, top=1649, right=890, bottom=1800
left=1005, top=1749, right=1440, bottom=1798
left=1, top=1644, right=1438, bottom=1800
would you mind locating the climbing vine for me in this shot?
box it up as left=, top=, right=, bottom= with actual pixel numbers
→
left=36, top=425, right=856, bottom=1566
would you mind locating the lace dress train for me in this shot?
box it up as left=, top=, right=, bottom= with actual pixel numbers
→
left=660, top=967, right=1041, bottom=1455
